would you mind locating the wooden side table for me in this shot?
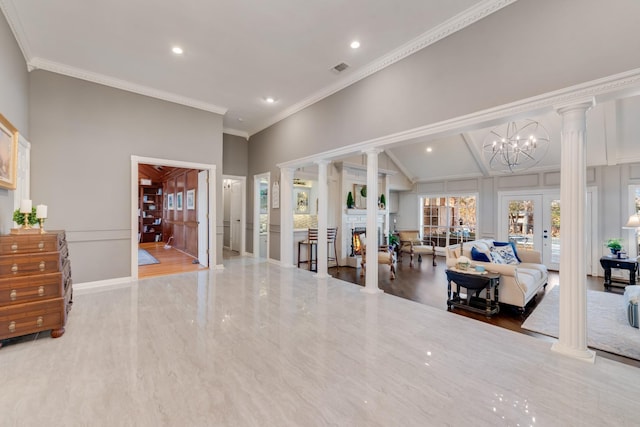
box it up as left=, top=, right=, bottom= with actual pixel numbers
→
left=599, top=256, right=638, bottom=291
left=446, top=269, right=500, bottom=318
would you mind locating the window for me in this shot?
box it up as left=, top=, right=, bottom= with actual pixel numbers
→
left=422, top=195, right=477, bottom=248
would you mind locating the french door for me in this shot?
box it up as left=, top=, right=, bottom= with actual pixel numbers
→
left=498, top=191, right=560, bottom=271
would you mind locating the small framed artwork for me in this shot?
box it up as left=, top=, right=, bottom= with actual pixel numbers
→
left=354, top=184, right=366, bottom=209
left=167, top=193, right=174, bottom=210
left=0, top=113, right=18, bottom=190
left=186, top=189, right=195, bottom=210
left=294, top=187, right=310, bottom=214
left=176, top=191, right=183, bottom=211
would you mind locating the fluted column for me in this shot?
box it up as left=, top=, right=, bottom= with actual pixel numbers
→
left=551, top=98, right=595, bottom=363
left=279, top=167, right=295, bottom=268
left=315, top=160, right=330, bottom=279
left=362, top=148, right=383, bottom=294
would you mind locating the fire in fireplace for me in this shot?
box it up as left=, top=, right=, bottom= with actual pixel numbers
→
left=351, top=227, right=367, bottom=256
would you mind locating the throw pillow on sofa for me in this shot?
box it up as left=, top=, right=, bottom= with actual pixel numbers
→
left=491, top=244, right=519, bottom=265
left=493, top=241, right=522, bottom=262
left=489, top=247, right=507, bottom=264
left=471, top=246, right=490, bottom=262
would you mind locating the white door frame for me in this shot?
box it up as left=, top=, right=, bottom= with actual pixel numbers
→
left=498, top=187, right=597, bottom=274
left=254, top=172, right=270, bottom=259
left=222, top=174, right=247, bottom=256
left=197, top=170, right=209, bottom=267
left=130, top=156, right=216, bottom=279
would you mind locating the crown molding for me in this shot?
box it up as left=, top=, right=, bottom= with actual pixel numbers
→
left=248, top=0, right=519, bottom=136
left=0, top=0, right=33, bottom=66
left=276, top=67, right=640, bottom=169
left=223, top=128, right=249, bottom=140
left=28, top=57, right=228, bottom=115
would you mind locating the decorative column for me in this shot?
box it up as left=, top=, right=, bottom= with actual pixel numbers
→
left=279, top=167, right=295, bottom=268
left=315, top=160, right=330, bottom=279
left=551, top=98, right=595, bottom=363
left=362, top=148, right=383, bottom=294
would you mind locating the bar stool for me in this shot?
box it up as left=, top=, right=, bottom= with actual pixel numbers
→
left=298, top=228, right=319, bottom=271
left=297, top=227, right=339, bottom=271
left=327, top=227, right=338, bottom=270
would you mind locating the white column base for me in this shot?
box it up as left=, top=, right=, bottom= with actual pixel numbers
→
left=551, top=342, right=596, bottom=363
left=281, top=263, right=296, bottom=269
left=313, top=273, right=331, bottom=279
left=361, top=287, right=383, bottom=295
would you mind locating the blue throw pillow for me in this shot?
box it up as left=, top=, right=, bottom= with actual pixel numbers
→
left=493, top=241, right=522, bottom=263
left=471, top=246, right=490, bottom=262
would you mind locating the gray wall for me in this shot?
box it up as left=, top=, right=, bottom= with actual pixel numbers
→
left=222, top=133, right=248, bottom=176
left=29, top=71, right=224, bottom=282
left=0, top=13, right=29, bottom=233
left=247, top=0, right=640, bottom=261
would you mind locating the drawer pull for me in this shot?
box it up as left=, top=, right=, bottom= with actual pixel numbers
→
left=11, top=243, right=18, bottom=252
left=11, top=264, right=18, bottom=273
left=38, top=241, right=45, bottom=250
left=38, top=286, right=45, bottom=296
left=36, top=317, right=43, bottom=327
left=39, top=261, right=46, bottom=271
left=8, top=321, right=15, bottom=333
left=10, top=289, right=17, bottom=301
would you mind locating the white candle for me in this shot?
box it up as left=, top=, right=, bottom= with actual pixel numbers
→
left=36, top=204, right=48, bottom=219
left=20, top=199, right=32, bottom=213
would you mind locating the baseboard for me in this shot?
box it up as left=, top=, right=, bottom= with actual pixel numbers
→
left=267, top=258, right=281, bottom=266
left=74, top=276, right=134, bottom=295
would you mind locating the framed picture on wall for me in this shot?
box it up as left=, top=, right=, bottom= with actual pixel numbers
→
left=354, top=184, right=366, bottom=209
left=294, top=187, right=310, bottom=214
left=176, top=191, right=183, bottom=211
left=167, top=193, right=174, bottom=210
left=0, top=113, right=18, bottom=190
left=186, top=189, right=195, bottom=210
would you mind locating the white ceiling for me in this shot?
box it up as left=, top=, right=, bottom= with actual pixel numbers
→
left=3, top=0, right=638, bottom=183
left=0, top=0, right=510, bottom=137
left=381, top=95, right=640, bottom=182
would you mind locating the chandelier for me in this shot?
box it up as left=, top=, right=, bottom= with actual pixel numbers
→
left=482, top=119, right=550, bottom=173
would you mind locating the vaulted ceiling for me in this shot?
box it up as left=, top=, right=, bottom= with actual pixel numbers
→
left=382, top=95, right=640, bottom=182
left=0, top=0, right=504, bottom=137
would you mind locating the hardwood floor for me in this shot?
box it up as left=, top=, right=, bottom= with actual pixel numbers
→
left=328, top=254, right=640, bottom=367
left=138, top=242, right=206, bottom=279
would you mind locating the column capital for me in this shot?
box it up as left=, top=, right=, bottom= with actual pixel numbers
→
left=554, top=97, right=596, bottom=115
left=362, top=147, right=383, bottom=156
left=314, top=159, right=331, bottom=166
left=280, top=166, right=296, bottom=173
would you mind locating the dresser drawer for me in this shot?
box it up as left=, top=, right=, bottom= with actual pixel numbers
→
left=0, top=252, right=62, bottom=277
left=0, top=298, right=64, bottom=341
left=0, top=271, right=64, bottom=305
left=0, top=232, right=65, bottom=255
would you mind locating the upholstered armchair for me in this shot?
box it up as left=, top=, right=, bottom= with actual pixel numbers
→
left=361, top=245, right=396, bottom=280
left=398, top=230, right=437, bottom=267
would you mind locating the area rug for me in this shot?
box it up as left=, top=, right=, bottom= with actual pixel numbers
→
left=138, top=249, right=160, bottom=266
left=522, top=286, right=640, bottom=360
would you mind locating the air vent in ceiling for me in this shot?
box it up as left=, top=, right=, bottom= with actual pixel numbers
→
left=331, top=62, right=350, bottom=73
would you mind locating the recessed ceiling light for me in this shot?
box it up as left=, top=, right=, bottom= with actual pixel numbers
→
left=350, top=41, right=360, bottom=49
left=426, top=147, right=433, bottom=153
left=237, top=117, right=244, bottom=122
left=172, top=46, right=183, bottom=55
left=265, top=97, right=275, bottom=104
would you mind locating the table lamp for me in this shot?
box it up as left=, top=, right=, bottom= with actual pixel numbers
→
left=623, top=213, right=640, bottom=256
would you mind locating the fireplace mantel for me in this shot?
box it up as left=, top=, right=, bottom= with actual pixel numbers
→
left=345, top=208, right=387, bottom=215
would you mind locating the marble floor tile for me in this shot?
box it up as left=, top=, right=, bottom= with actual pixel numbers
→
left=1, top=257, right=639, bottom=426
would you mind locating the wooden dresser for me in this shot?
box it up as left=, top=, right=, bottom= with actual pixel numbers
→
left=0, top=230, right=72, bottom=347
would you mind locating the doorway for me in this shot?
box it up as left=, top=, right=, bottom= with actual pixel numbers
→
left=222, top=175, right=247, bottom=256
left=253, top=173, right=270, bottom=259
left=131, top=156, right=216, bottom=279
left=498, top=188, right=597, bottom=273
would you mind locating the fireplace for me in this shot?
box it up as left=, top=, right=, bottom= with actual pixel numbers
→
left=351, top=227, right=367, bottom=256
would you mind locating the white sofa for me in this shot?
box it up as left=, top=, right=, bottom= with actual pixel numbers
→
left=445, top=239, right=548, bottom=312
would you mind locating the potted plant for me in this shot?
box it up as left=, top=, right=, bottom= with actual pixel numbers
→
left=346, top=191, right=355, bottom=209
left=379, top=193, right=386, bottom=209
left=607, top=238, right=623, bottom=255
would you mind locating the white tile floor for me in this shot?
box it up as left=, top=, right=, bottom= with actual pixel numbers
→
left=1, top=256, right=639, bottom=426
